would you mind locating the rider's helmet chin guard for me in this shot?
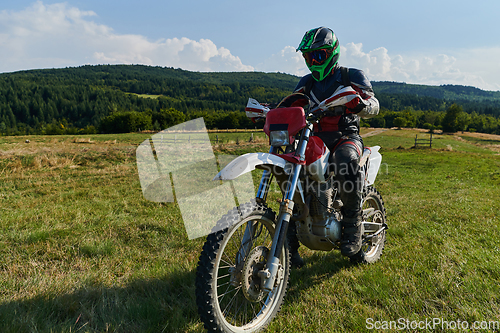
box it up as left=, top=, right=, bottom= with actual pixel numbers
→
left=297, top=27, right=340, bottom=81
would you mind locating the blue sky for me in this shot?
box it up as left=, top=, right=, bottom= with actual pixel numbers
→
left=1, top=0, right=500, bottom=91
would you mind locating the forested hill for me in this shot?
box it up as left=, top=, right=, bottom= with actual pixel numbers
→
left=372, top=81, right=500, bottom=115
left=0, top=64, right=499, bottom=135
left=0, top=65, right=298, bottom=134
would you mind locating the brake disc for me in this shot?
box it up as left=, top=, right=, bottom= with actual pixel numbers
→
left=241, top=246, right=269, bottom=303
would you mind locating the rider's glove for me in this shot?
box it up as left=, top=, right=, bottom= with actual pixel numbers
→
left=309, top=108, right=324, bottom=120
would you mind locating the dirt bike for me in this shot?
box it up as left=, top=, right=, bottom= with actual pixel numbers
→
left=195, top=92, right=388, bottom=332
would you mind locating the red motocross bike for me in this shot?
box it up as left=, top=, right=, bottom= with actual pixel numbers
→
left=195, top=91, right=387, bottom=332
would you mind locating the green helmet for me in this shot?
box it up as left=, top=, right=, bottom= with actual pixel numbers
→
left=297, top=27, right=340, bottom=81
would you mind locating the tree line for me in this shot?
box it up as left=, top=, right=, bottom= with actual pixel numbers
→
left=0, top=65, right=292, bottom=135
left=363, top=104, right=500, bottom=134
left=97, top=108, right=258, bottom=134
left=0, top=65, right=499, bottom=135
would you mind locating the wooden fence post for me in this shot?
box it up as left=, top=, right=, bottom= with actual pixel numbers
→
left=415, top=133, right=433, bottom=148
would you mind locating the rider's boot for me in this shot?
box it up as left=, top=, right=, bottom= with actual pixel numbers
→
left=287, top=221, right=304, bottom=268
left=340, top=215, right=364, bottom=257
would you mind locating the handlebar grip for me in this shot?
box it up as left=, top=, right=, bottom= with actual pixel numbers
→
left=308, top=109, right=324, bottom=121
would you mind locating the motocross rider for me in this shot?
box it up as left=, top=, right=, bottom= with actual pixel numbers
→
left=288, top=27, right=380, bottom=266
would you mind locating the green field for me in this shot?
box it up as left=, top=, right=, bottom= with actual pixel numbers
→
left=0, top=129, right=499, bottom=332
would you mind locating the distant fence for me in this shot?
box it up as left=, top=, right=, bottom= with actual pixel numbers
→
left=152, top=135, right=209, bottom=144
left=213, top=133, right=258, bottom=143
left=151, top=133, right=258, bottom=144
left=414, top=133, right=433, bottom=148
left=208, top=129, right=264, bottom=133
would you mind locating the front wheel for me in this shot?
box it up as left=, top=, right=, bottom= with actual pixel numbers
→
left=195, top=200, right=290, bottom=333
left=350, top=186, right=387, bottom=263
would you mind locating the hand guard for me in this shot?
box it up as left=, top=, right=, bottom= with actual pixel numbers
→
left=318, top=86, right=364, bottom=114
left=245, top=98, right=270, bottom=122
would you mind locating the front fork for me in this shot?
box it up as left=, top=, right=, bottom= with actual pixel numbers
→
left=260, top=163, right=301, bottom=292
left=258, top=126, right=312, bottom=292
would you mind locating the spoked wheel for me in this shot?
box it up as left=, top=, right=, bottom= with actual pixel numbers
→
left=351, top=186, right=387, bottom=263
left=196, top=200, right=290, bottom=333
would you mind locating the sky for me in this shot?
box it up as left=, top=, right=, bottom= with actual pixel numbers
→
left=1, top=0, right=500, bottom=91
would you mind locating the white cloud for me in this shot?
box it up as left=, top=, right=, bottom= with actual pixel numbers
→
left=258, top=42, right=500, bottom=91
left=255, top=46, right=308, bottom=77
left=340, top=43, right=500, bottom=91
left=1, top=2, right=499, bottom=92
left=0, top=1, right=253, bottom=73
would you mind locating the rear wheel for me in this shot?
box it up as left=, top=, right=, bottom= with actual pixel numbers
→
left=350, top=186, right=387, bottom=263
left=195, top=200, right=290, bottom=332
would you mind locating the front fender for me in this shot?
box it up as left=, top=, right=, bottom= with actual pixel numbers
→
left=214, top=153, right=289, bottom=181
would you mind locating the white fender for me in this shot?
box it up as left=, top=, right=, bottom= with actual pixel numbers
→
left=366, top=146, right=382, bottom=186
left=214, top=153, right=289, bottom=181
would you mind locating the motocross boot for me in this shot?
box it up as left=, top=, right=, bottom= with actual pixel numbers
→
left=340, top=215, right=364, bottom=257
left=287, top=221, right=304, bottom=268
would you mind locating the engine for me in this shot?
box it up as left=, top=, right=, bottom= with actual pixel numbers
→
left=309, top=180, right=333, bottom=219
left=295, top=176, right=343, bottom=251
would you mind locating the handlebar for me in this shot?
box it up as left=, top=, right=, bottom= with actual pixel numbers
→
left=307, top=105, right=346, bottom=123
left=307, top=106, right=323, bottom=122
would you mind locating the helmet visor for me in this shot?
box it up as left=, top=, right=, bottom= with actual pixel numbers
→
left=302, top=48, right=333, bottom=67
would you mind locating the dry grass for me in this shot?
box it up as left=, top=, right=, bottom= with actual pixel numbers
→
left=0, top=133, right=203, bottom=332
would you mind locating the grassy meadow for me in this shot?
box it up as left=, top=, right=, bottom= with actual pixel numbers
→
left=0, top=129, right=499, bottom=332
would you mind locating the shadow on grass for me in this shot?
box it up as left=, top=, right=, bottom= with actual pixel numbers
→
left=0, top=269, right=202, bottom=333
left=286, top=251, right=352, bottom=300
left=0, top=250, right=354, bottom=333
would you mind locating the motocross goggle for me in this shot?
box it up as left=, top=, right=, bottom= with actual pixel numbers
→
left=302, top=47, right=334, bottom=67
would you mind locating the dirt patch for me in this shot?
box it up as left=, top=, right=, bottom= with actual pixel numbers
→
left=457, top=131, right=500, bottom=141
left=454, top=132, right=500, bottom=153
left=361, top=128, right=388, bottom=138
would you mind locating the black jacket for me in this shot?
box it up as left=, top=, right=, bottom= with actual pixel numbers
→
left=294, top=66, right=379, bottom=139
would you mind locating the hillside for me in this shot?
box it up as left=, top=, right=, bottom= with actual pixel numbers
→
left=0, top=65, right=499, bottom=135
left=373, top=81, right=500, bottom=115
left=0, top=65, right=297, bottom=135
left=373, top=81, right=500, bottom=101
